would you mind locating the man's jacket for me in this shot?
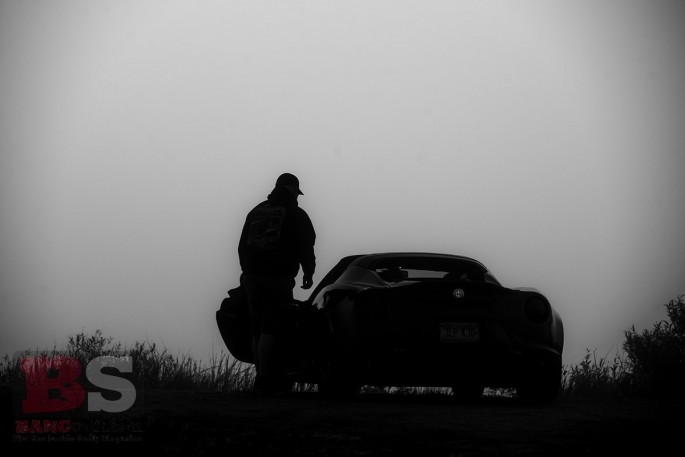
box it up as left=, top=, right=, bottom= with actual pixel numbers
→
left=238, top=186, right=316, bottom=280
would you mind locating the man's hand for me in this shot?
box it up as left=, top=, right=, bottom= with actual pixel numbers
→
left=302, top=274, right=313, bottom=290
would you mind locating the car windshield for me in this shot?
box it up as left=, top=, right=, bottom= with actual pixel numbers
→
left=374, top=264, right=500, bottom=286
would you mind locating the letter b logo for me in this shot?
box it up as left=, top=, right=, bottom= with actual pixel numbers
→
left=20, top=355, right=85, bottom=413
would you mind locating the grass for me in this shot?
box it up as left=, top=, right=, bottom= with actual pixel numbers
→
left=0, top=329, right=256, bottom=393
left=0, top=332, right=624, bottom=400
left=3, top=294, right=683, bottom=400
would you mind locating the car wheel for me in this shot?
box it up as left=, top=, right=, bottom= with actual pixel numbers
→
left=451, top=382, right=485, bottom=403
left=516, top=355, right=562, bottom=404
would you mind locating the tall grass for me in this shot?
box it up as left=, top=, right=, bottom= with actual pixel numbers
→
left=1, top=329, right=256, bottom=393
left=560, top=348, right=632, bottom=398
left=2, top=295, right=683, bottom=399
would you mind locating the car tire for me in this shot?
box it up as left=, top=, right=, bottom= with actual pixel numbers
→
left=317, top=358, right=360, bottom=398
left=516, top=355, right=562, bottom=404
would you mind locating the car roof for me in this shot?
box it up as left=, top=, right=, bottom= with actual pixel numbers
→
left=304, top=252, right=494, bottom=304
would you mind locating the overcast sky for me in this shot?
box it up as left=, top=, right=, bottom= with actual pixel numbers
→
left=1, top=0, right=684, bottom=369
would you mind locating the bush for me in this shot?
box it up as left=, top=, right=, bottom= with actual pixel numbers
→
left=623, top=294, right=685, bottom=397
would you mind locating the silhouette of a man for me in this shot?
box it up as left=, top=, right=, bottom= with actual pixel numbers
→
left=238, top=172, right=316, bottom=395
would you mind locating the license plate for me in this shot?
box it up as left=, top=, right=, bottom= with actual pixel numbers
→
left=440, top=322, right=480, bottom=342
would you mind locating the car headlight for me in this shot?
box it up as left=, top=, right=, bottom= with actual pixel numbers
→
left=524, top=297, right=550, bottom=324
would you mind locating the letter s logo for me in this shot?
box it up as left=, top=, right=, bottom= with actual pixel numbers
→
left=86, top=356, right=136, bottom=413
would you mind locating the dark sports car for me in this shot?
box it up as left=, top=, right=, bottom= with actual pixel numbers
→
left=217, top=252, right=564, bottom=403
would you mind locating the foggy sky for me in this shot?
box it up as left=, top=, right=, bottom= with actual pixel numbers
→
left=1, top=0, right=684, bottom=368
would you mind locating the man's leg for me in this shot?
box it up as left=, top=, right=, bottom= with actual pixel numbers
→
left=243, top=274, right=267, bottom=391
left=259, top=278, right=295, bottom=394
left=244, top=276, right=294, bottom=395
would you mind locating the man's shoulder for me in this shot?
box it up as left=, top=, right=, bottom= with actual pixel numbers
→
left=248, top=200, right=271, bottom=212
left=292, top=205, right=312, bottom=219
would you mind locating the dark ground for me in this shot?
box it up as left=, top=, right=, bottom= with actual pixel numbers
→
left=4, top=388, right=684, bottom=456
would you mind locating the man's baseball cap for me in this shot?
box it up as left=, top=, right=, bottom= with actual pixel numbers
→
left=276, top=172, right=304, bottom=195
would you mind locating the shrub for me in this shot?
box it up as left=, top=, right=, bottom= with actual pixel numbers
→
left=622, top=294, right=685, bottom=397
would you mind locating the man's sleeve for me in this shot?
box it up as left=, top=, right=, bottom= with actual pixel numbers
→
left=298, top=209, right=316, bottom=277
